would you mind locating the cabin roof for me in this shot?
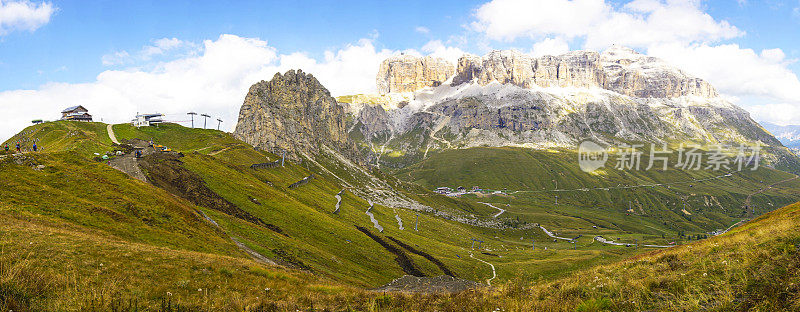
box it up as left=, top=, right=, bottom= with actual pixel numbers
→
left=61, top=105, right=86, bottom=113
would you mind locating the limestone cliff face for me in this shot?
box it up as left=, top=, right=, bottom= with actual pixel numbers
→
left=377, top=55, right=455, bottom=94
left=384, top=47, right=717, bottom=99
left=453, top=50, right=606, bottom=89
left=600, top=46, right=717, bottom=98
left=233, top=69, right=357, bottom=161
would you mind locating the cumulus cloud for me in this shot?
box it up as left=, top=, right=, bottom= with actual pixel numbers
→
left=472, top=0, right=741, bottom=49
left=0, top=35, right=396, bottom=140
left=102, top=37, right=197, bottom=66
left=749, top=103, right=800, bottom=126
left=415, top=26, right=430, bottom=34
left=531, top=37, right=570, bottom=57
left=0, top=0, right=55, bottom=35
left=648, top=43, right=800, bottom=104
left=472, top=0, right=607, bottom=41
left=421, top=40, right=466, bottom=64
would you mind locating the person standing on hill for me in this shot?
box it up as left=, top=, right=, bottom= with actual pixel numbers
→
left=3, top=144, right=8, bottom=153
left=15, top=143, right=20, bottom=153
left=33, top=143, right=38, bottom=152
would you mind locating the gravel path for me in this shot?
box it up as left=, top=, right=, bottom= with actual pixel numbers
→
left=539, top=225, right=573, bottom=241
left=479, top=202, right=505, bottom=218
left=333, top=189, right=343, bottom=214
left=470, top=253, right=496, bottom=286
left=365, top=201, right=383, bottom=232
left=107, top=124, right=120, bottom=144
left=594, top=236, right=671, bottom=248
left=395, top=213, right=404, bottom=230
left=198, top=210, right=277, bottom=265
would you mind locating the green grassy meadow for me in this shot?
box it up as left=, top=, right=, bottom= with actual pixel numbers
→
left=2, top=120, right=800, bottom=311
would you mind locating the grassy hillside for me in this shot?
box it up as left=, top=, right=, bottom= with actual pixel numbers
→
left=2, top=121, right=112, bottom=157
left=1, top=122, right=646, bottom=290
left=504, top=199, right=800, bottom=311
left=396, top=147, right=800, bottom=240
left=4, top=182, right=800, bottom=311
left=3, top=121, right=800, bottom=311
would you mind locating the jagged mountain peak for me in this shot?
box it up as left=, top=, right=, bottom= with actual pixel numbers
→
left=234, top=69, right=359, bottom=162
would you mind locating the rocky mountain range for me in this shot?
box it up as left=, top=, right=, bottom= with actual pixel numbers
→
left=234, top=47, right=795, bottom=170
left=346, top=46, right=790, bottom=168
left=762, top=122, right=800, bottom=149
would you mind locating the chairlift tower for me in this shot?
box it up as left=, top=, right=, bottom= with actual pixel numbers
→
left=187, top=112, right=197, bottom=128
left=216, top=118, right=223, bottom=131
left=470, top=238, right=484, bottom=250
left=200, top=114, right=211, bottom=129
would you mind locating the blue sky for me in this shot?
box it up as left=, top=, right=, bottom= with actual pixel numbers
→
left=1, top=0, right=800, bottom=140
left=0, top=0, right=484, bottom=89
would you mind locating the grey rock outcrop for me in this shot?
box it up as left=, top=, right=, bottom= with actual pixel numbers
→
left=233, top=69, right=358, bottom=161
left=355, top=104, right=392, bottom=143
left=377, top=55, right=455, bottom=94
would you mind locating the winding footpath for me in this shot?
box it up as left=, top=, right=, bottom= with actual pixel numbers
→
left=509, top=171, right=739, bottom=195
left=540, top=224, right=671, bottom=248
left=539, top=225, right=574, bottom=241
left=715, top=173, right=800, bottom=236
left=715, top=219, right=746, bottom=236
left=479, top=202, right=505, bottom=218
left=198, top=210, right=277, bottom=265
left=470, top=252, right=496, bottom=286
left=740, top=174, right=799, bottom=212
left=526, top=171, right=800, bottom=248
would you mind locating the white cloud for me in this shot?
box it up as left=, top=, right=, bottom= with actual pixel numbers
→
left=102, top=37, right=196, bottom=66
left=141, top=38, right=188, bottom=58
left=0, top=35, right=396, bottom=140
left=0, top=0, right=55, bottom=35
left=648, top=43, right=800, bottom=102
left=421, top=40, right=466, bottom=64
left=472, top=0, right=608, bottom=41
left=760, top=48, right=785, bottom=63
left=101, top=51, right=131, bottom=66
left=647, top=43, right=800, bottom=124
left=749, top=103, right=800, bottom=127
left=472, top=0, right=742, bottom=49
left=531, top=37, right=570, bottom=57
left=415, top=26, right=430, bottom=34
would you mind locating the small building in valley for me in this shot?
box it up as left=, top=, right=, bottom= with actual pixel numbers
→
left=61, top=106, right=93, bottom=122
left=132, top=113, right=164, bottom=127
